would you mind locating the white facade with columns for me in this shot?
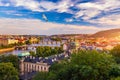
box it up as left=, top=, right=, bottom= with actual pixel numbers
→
left=20, top=59, right=50, bottom=75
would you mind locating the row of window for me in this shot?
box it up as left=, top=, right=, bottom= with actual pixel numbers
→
left=23, top=63, right=49, bottom=72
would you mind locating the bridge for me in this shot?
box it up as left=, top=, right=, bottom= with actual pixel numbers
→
left=15, top=43, right=61, bottom=50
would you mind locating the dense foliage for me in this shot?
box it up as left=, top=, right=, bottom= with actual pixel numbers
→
left=0, top=54, right=19, bottom=70
left=35, top=46, right=64, bottom=57
left=25, top=40, right=31, bottom=45
left=110, top=45, right=120, bottom=64
left=33, top=50, right=120, bottom=80
left=111, top=77, right=120, bottom=80
left=29, top=51, right=36, bottom=57
left=50, top=37, right=62, bottom=41
left=12, top=42, right=25, bottom=46
left=0, top=62, right=19, bottom=80
left=0, top=44, right=13, bottom=49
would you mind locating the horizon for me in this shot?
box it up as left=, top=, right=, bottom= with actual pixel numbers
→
left=0, top=0, right=120, bottom=35
left=0, top=28, right=120, bottom=36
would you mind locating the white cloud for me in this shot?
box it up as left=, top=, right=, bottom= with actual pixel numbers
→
left=9, top=0, right=74, bottom=13
left=10, top=0, right=43, bottom=12
left=75, top=0, right=120, bottom=20
left=0, top=18, right=103, bottom=35
left=56, top=0, right=74, bottom=13
left=99, top=0, right=120, bottom=11
left=75, top=9, right=101, bottom=20
left=88, top=14, right=120, bottom=26
left=4, top=0, right=120, bottom=19
left=39, top=1, right=57, bottom=11
left=1, top=0, right=120, bottom=28
left=1, top=0, right=120, bottom=15
left=0, top=1, right=10, bottom=6
left=69, top=0, right=120, bottom=27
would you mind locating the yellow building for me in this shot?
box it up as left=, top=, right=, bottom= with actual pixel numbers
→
left=0, top=38, right=18, bottom=46
left=8, top=39, right=19, bottom=44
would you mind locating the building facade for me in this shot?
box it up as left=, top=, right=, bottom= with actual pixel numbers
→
left=0, top=38, right=19, bottom=46
left=0, top=38, right=8, bottom=46
left=19, top=56, right=50, bottom=80
left=19, top=52, right=70, bottom=80
left=20, top=57, right=50, bottom=75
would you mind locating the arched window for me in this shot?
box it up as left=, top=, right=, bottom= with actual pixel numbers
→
left=44, top=67, right=46, bottom=71
left=38, top=66, right=39, bottom=71
left=34, top=64, right=36, bottom=71
left=30, top=64, right=32, bottom=72
left=41, top=66, right=43, bottom=71
left=32, top=64, right=33, bottom=71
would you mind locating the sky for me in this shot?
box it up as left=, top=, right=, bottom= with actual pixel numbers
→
left=0, top=0, right=120, bottom=35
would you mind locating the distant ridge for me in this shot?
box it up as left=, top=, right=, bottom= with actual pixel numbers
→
left=91, top=28, right=120, bottom=38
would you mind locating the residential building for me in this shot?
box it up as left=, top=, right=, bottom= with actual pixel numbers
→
left=0, top=38, right=8, bottom=46
left=0, top=38, right=18, bottom=46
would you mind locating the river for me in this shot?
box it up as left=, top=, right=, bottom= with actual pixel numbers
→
left=0, top=50, right=30, bottom=56
left=0, top=43, right=61, bottom=56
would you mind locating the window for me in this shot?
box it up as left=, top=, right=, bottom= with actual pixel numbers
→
left=34, top=65, right=36, bottom=71
left=41, top=66, right=43, bottom=71
left=32, top=64, right=34, bottom=71
left=38, top=66, right=39, bottom=71
left=44, top=67, right=46, bottom=71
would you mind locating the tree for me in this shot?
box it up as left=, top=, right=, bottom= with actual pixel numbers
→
left=44, top=46, right=52, bottom=57
left=33, top=72, right=56, bottom=80
left=36, top=46, right=45, bottom=57
left=0, top=44, right=13, bottom=49
left=0, top=62, right=19, bottom=80
left=25, top=40, right=31, bottom=45
left=38, top=36, right=43, bottom=41
left=0, top=54, right=19, bottom=70
left=33, top=50, right=120, bottom=80
left=29, top=51, right=36, bottom=57
left=33, top=72, right=48, bottom=80
left=109, top=64, right=120, bottom=78
left=51, top=37, right=62, bottom=41
left=36, top=46, right=63, bottom=57
left=70, top=50, right=116, bottom=80
left=111, top=77, right=120, bottom=80
left=110, top=45, right=120, bottom=64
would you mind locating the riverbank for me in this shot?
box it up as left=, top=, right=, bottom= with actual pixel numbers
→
left=0, top=47, right=15, bottom=53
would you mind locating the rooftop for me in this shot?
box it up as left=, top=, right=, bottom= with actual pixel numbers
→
left=22, top=53, right=70, bottom=65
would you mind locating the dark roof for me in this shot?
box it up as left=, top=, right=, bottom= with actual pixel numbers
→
left=23, top=53, right=70, bottom=65
left=24, top=56, right=44, bottom=63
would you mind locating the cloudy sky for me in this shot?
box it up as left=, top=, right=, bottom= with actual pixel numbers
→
left=0, top=0, right=120, bottom=35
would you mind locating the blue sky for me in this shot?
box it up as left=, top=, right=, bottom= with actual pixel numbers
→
left=0, top=0, right=120, bottom=35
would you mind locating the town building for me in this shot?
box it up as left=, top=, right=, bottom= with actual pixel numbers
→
left=19, top=56, right=50, bottom=80
left=19, top=53, right=70, bottom=80
left=8, top=38, right=19, bottom=44
left=0, top=38, right=8, bottom=46
left=0, top=38, right=18, bottom=46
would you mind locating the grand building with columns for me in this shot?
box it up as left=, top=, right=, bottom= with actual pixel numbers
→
left=19, top=53, right=70, bottom=80
left=19, top=56, right=50, bottom=80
